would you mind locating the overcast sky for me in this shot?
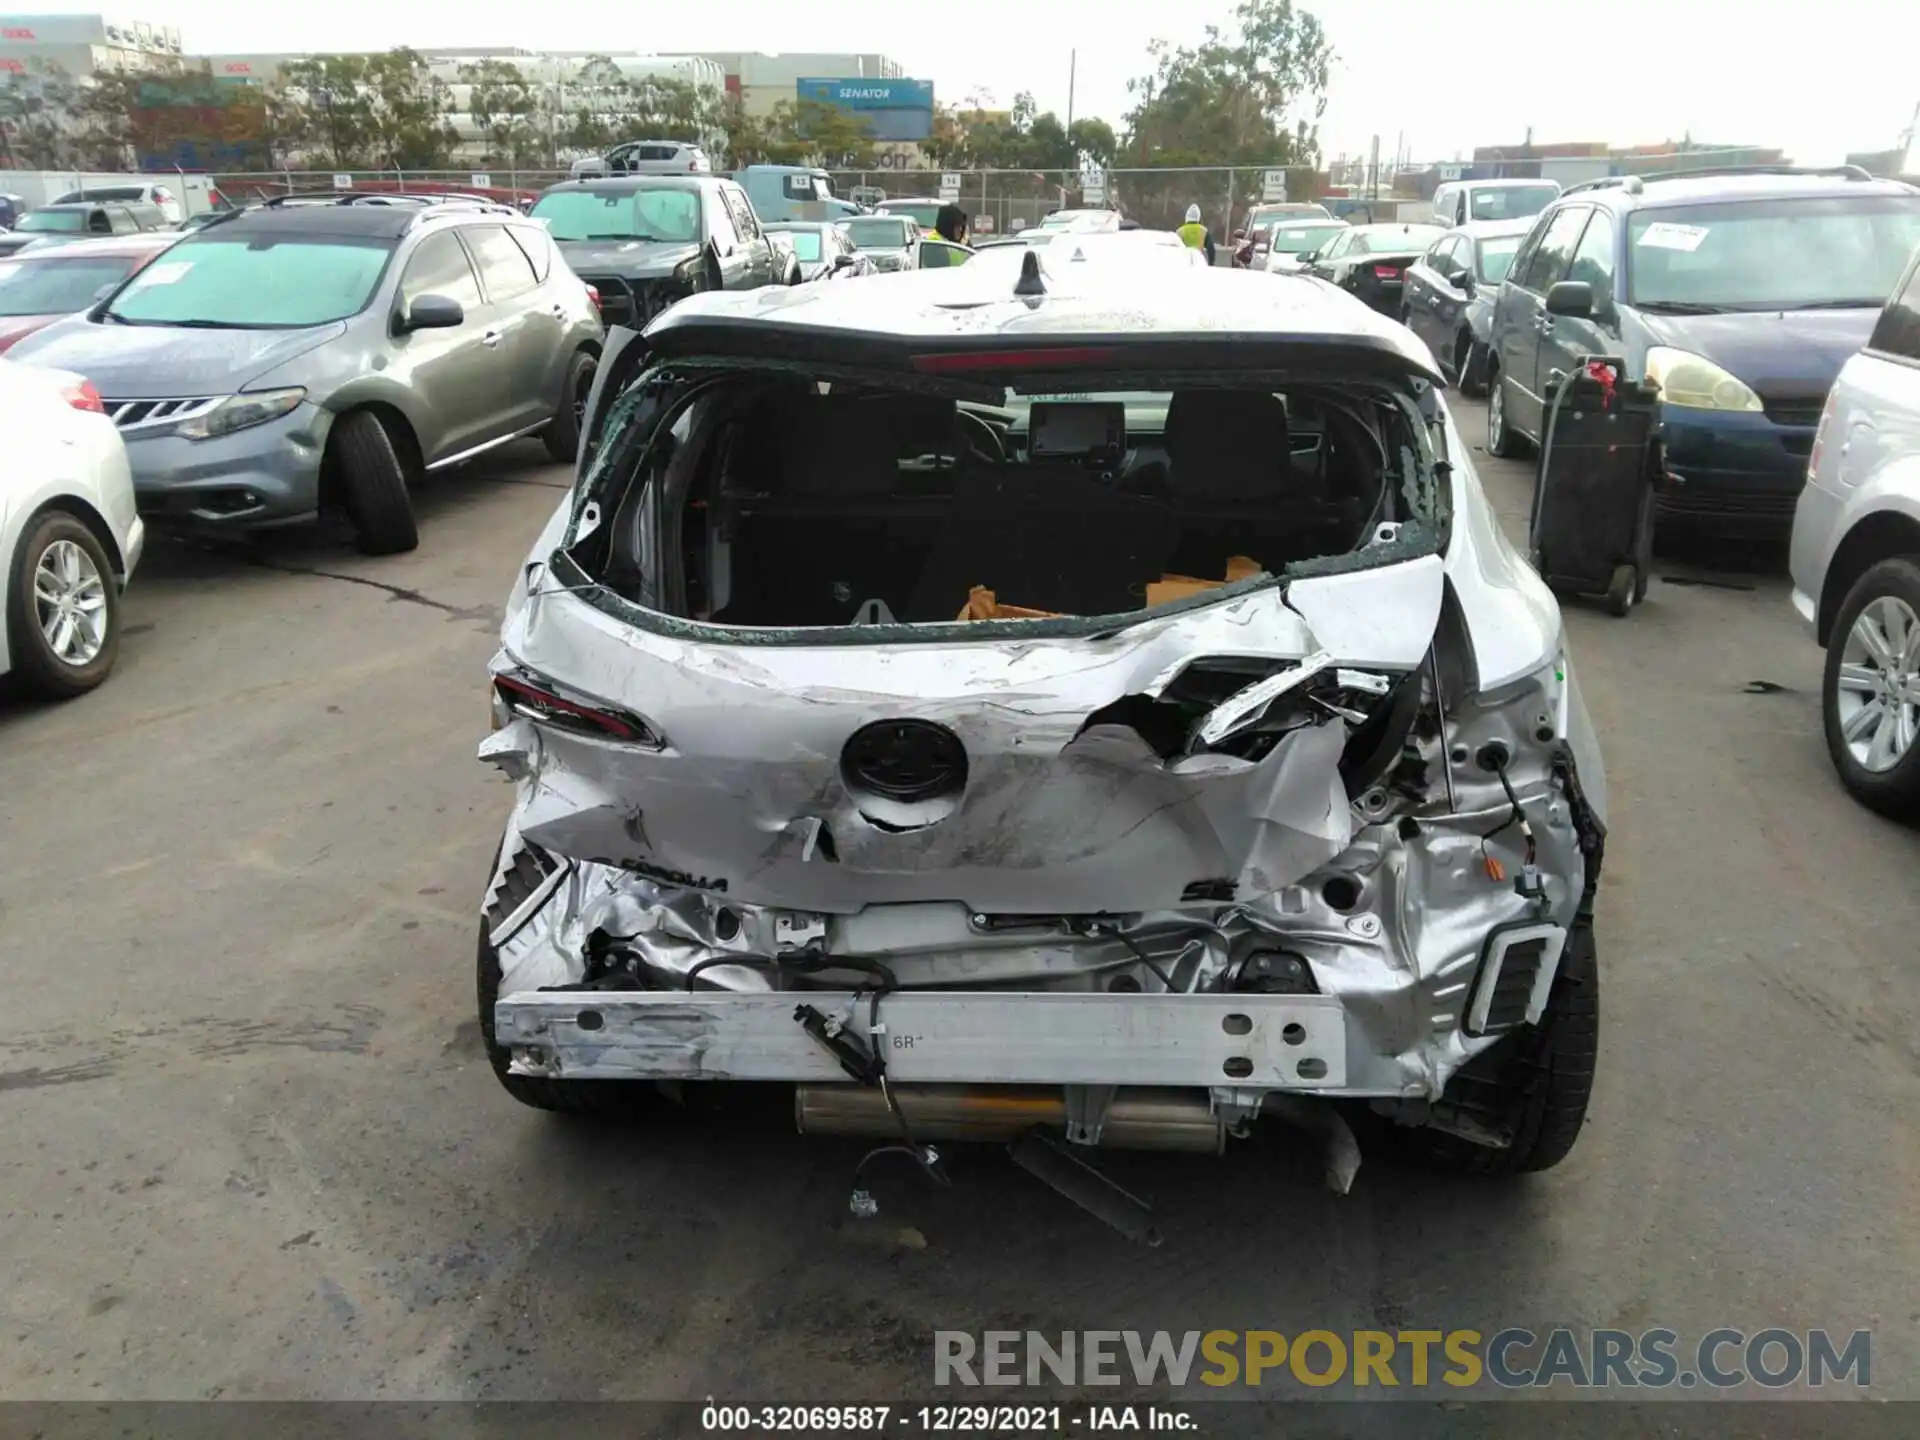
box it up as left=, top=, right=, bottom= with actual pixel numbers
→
left=45, top=0, right=1918, bottom=165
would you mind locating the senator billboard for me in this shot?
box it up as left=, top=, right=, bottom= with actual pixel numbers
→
left=795, top=77, right=935, bottom=142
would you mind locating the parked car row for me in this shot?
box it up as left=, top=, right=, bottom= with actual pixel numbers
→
left=1342, top=164, right=1920, bottom=820
left=0, top=179, right=241, bottom=256
left=2, top=166, right=995, bottom=702
left=1396, top=218, right=1533, bottom=391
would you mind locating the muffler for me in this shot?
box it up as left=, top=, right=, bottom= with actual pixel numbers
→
left=795, top=1083, right=1223, bottom=1154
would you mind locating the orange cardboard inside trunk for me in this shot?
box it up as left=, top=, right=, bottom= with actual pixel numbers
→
left=958, top=557, right=1263, bottom=620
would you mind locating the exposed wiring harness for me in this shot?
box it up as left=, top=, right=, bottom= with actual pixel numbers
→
left=1477, top=755, right=1543, bottom=905
left=1106, top=928, right=1180, bottom=992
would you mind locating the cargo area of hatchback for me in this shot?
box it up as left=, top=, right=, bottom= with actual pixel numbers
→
left=578, top=372, right=1432, bottom=630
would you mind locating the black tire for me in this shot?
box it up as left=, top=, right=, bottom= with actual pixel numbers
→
left=1630, top=480, right=1655, bottom=603
left=1604, top=563, right=1636, bottom=617
left=477, top=831, right=658, bottom=1117
left=1821, top=556, right=1920, bottom=821
left=542, top=349, right=597, bottom=464
left=1398, top=915, right=1599, bottom=1175
left=331, top=410, right=418, bottom=556
left=5, top=510, right=120, bottom=700
left=1485, top=364, right=1524, bottom=458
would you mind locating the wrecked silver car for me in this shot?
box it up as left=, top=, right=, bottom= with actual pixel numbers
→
left=476, top=255, right=1608, bottom=1215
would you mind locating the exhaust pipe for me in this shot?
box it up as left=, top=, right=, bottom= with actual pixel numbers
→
left=795, top=1084, right=1223, bottom=1154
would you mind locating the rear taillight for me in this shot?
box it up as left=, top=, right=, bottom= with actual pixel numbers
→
left=688, top=160, right=698, bottom=172
left=585, top=285, right=601, bottom=311
left=1807, top=386, right=1839, bottom=481
left=492, top=671, right=664, bottom=747
left=1371, top=264, right=1402, bottom=279
left=62, top=378, right=105, bottom=413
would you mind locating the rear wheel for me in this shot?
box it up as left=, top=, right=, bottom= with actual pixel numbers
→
left=6, top=511, right=120, bottom=700
left=331, top=410, right=418, bottom=556
left=1485, top=365, right=1524, bottom=457
left=1397, top=914, right=1598, bottom=1175
left=1604, top=563, right=1637, bottom=617
left=1822, top=557, right=1920, bottom=820
left=542, top=349, right=597, bottom=464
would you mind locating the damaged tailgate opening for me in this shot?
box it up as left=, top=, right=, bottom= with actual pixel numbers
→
left=569, top=366, right=1447, bottom=637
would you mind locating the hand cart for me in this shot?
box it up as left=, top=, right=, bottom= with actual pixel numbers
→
left=1527, top=356, right=1661, bottom=616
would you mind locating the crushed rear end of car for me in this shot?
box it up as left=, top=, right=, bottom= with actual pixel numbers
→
left=477, top=269, right=1608, bottom=1216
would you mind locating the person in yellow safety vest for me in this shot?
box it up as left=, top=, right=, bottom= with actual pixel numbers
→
left=1176, top=203, right=1217, bottom=266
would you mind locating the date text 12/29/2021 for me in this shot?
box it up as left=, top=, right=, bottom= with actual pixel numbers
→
left=701, top=1404, right=1197, bottom=1432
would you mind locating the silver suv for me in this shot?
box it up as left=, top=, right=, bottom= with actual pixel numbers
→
left=1789, top=243, right=1920, bottom=818
left=10, top=196, right=604, bottom=555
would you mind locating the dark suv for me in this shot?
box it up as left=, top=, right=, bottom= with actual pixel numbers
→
left=529, top=176, right=778, bottom=332
left=1482, top=166, right=1920, bottom=526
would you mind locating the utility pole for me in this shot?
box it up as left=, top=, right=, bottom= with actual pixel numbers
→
left=1066, top=49, right=1076, bottom=131
left=1368, top=133, right=1380, bottom=201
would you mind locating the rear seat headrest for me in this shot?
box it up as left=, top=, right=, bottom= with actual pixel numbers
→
left=787, top=395, right=900, bottom=495
left=1164, top=389, right=1289, bottom=500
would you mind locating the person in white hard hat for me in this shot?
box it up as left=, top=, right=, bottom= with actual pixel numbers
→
left=1176, top=203, right=1216, bottom=265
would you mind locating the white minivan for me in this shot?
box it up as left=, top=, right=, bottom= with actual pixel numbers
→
left=1429, top=178, right=1562, bottom=227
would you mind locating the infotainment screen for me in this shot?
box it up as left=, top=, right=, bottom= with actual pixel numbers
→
left=1027, top=402, right=1127, bottom=467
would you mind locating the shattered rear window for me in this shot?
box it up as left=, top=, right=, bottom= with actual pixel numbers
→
left=562, top=363, right=1448, bottom=644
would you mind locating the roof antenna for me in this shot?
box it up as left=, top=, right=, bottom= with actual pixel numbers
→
left=1014, top=249, right=1047, bottom=297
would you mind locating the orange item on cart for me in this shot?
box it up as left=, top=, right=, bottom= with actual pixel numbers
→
left=957, top=585, right=1065, bottom=621
left=958, top=557, right=1264, bottom=621
left=1143, top=555, right=1263, bottom=607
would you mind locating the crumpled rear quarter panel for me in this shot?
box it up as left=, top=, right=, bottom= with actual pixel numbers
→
left=500, top=556, right=1445, bottom=914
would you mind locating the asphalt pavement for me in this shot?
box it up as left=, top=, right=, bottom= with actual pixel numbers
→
left=1, top=417, right=1914, bottom=1405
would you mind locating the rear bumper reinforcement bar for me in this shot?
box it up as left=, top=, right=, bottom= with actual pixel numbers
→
left=497, top=990, right=1349, bottom=1089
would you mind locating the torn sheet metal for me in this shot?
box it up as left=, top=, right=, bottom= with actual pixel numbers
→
left=494, top=556, right=1444, bottom=915
left=487, top=660, right=1595, bottom=1103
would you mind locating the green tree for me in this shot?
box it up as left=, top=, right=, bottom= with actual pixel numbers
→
left=69, top=66, right=148, bottom=169
left=918, top=104, right=968, bottom=168
left=785, top=97, right=874, bottom=168
left=1119, top=0, right=1333, bottom=226
left=561, top=60, right=721, bottom=159
left=275, top=49, right=457, bottom=170
left=1068, top=118, right=1117, bottom=170
left=0, top=68, right=81, bottom=168
left=459, top=58, right=540, bottom=165
left=279, top=53, right=376, bottom=167
left=362, top=49, right=459, bottom=169
left=258, top=80, right=309, bottom=169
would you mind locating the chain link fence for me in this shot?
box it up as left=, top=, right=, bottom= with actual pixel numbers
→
left=193, top=147, right=1816, bottom=227
left=209, top=168, right=569, bottom=206
left=824, top=166, right=1330, bottom=239
left=210, top=165, right=1333, bottom=236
